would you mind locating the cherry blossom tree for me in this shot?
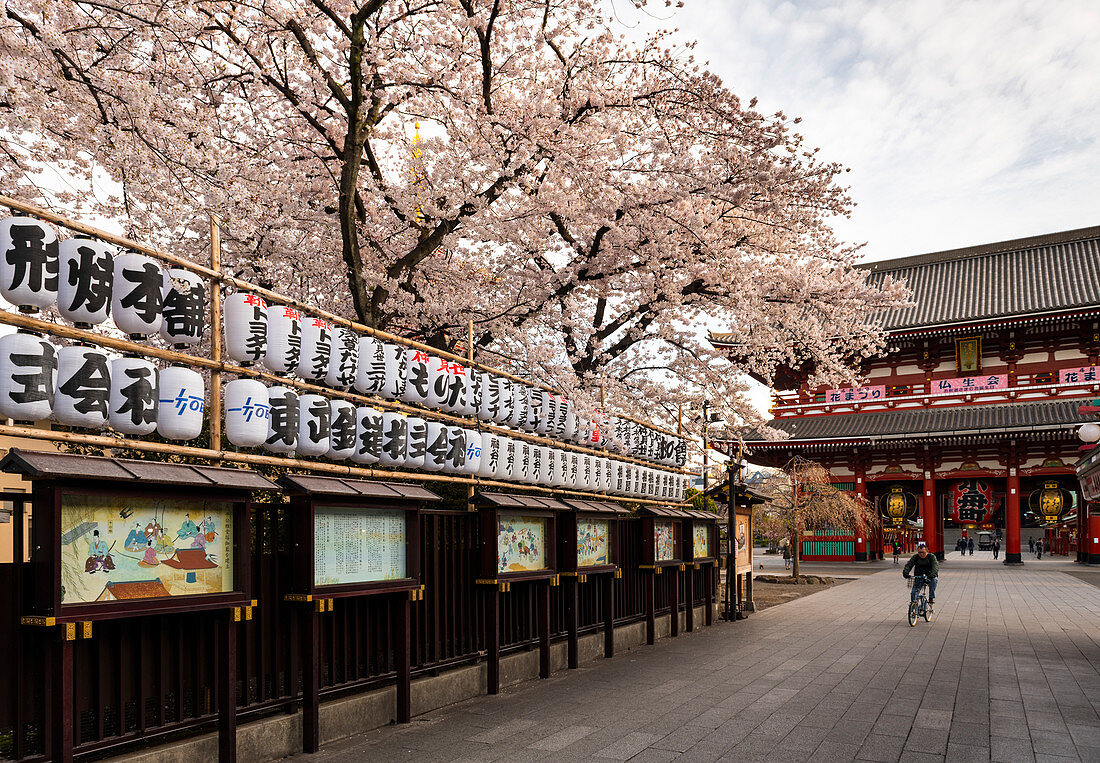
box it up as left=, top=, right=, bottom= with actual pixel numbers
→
left=0, top=0, right=908, bottom=430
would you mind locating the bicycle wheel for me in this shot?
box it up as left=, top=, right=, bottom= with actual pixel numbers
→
left=923, top=599, right=932, bottom=621
left=907, top=601, right=918, bottom=626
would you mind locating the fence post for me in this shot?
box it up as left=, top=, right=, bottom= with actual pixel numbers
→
left=669, top=567, right=679, bottom=638
left=603, top=573, right=615, bottom=658
left=301, top=606, right=321, bottom=752
left=538, top=582, right=551, bottom=679
left=217, top=609, right=238, bottom=763
left=645, top=571, right=656, bottom=645
left=685, top=567, right=694, bottom=632
left=51, top=629, right=74, bottom=763
left=396, top=596, right=411, bottom=723
left=565, top=576, right=579, bottom=669
left=485, top=587, right=500, bottom=694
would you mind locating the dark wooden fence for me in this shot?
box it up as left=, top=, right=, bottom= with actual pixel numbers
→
left=0, top=500, right=712, bottom=761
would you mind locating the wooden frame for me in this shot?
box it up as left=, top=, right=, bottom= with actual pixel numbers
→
left=639, top=514, right=683, bottom=569
left=480, top=507, right=560, bottom=583
left=955, top=336, right=982, bottom=375
left=288, top=494, right=423, bottom=599
left=32, top=481, right=253, bottom=623
left=684, top=517, right=719, bottom=565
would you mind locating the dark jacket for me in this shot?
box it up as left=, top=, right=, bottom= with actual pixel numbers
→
left=903, top=553, right=939, bottom=578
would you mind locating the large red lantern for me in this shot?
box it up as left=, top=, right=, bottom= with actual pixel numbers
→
left=951, top=479, right=994, bottom=525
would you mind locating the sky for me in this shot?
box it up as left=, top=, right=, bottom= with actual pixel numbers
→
left=613, top=0, right=1100, bottom=263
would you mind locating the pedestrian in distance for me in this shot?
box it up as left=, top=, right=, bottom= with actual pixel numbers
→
left=957, top=538, right=965, bottom=555
left=992, top=539, right=1000, bottom=560
left=1035, top=539, right=1043, bottom=560
left=893, top=540, right=901, bottom=565
left=782, top=543, right=792, bottom=570
left=968, top=537, right=974, bottom=556
left=1029, top=536, right=1035, bottom=553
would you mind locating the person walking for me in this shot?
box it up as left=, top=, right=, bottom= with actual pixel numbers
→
left=1029, top=536, right=1035, bottom=553
left=958, top=538, right=966, bottom=555
left=893, top=540, right=901, bottom=565
left=1035, top=539, right=1043, bottom=560
left=992, top=538, right=1000, bottom=560
left=782, top=543, right=792, bottom=570
left=968, top=537, right=975, bottom=556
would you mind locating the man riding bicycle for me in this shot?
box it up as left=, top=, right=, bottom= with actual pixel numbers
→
left=903, top=542, right=939, bottom=606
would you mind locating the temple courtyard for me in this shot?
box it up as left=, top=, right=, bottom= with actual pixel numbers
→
left=300, top=556, right=1100, bottom=762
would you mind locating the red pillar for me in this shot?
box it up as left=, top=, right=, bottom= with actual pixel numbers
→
left=1005, top=469, right=1022, bottom=564
left=1088, top=512, right=1100, bottom=565
left=922, top=471, right=942, bottom=559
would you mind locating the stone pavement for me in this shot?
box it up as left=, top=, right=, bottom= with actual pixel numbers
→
left=297, top=557, right=1100, bottom=762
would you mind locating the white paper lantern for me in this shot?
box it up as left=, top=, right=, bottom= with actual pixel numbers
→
left=535, top=392, right=554, bottom=435
left=355, top=336, right=387, bottom=395
left=592, top=457, right=603, bottom=491
left=159, top=269, right=205, bottom=346
left=479, top=432, right=500, bottom=479
left=508, top=384, right=529, bottom=429
left=402, top=348, right=431, bottom=405
left=54, top=345, right=109, bottom=428
left=109, top=356, right=157, bottom=435
left=112, top=252, right=164, bottom=337
left=382, top=343, right=407, bottom=399
left=462, top=428, right=481, bottom=475
left=423, top=420, right=447, bottom=471
left=0, top=216, right=58, bottom=310
left=442, top=427, right=467, bottom=474
left=326, top=327, right=358, bottom=389
left=405, top=416, right=428, bottom=469
left=224, top=379, right=270, bottom=447
left=515, top=440, right=532, bottom=483
left=297, top=317, right=332, bottom=382
left=156, top=366, right=204, bottom=441
left=498, top=437, right=516, bottom=480
left=327, top=399, right=357, bottom=460
left=264, top=304, right=302, bottom=375
left=524, top=390, right=542, bottom=433
left=545, top=447, right=559, bottom=487
left=58, top=238, right=113, bottom=326
left=603, top=458, right=614, bottom=493
left=0, top=333, right=55, bottom=422
left=265, top=386, right=299, bottom=453
left=462, top=368, right=481, bottom=418
left=352, top=406, right=383, bottom=464
left=426, top=356, right=450, bottom=409
left=297, top=394, right=331, bottom=457
left=224, top=292, right=267, bottom=365
left=380, top=411, right=408, bottom=467
left=478, top=373, right=502, bottom=423
left=562, top=402, right=577, bottom=441
left=438, top=360, right=469, bottom=414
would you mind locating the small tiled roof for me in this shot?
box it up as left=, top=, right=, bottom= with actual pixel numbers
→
left=559, top=499, right=632, bottom=515
left=0, top=449, right=278, bottom=490
left=748, top=399, right=1089, bottom=443
left=280, top=474, right=440, bottom=501
left=859, top=226, right=1100, bottom=331
left=477, top=492, right=569, bottom=511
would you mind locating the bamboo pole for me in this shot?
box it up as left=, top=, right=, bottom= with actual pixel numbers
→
left=467, top=318, right=476, bottom=511
left=0, top=423, right=672, bottom=505
left=0, top=309, right=688, bottom=474
left=209, top=217, right=223, bottom=462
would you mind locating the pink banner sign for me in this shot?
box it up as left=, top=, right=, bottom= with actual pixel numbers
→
left=931, top=374, right=1007, bottom=395
left=1059, top=366, right=1099, bottom=384
left=825, top=385, right=886, bottom=404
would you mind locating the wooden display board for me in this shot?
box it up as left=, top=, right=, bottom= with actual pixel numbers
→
left=734, top=509, right=753, bottom=575
left=280, top=473, right=439, bottom=750
left=0, top=448, right=277, bottom=763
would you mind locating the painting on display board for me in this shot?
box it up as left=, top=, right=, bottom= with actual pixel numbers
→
left=314, top=506, right=407, bottom=586
left=498, top=514, right=547, bottom=573
left=60, top=494, right=234, bottom=605
left=654, top=520, right=676, bottom=562
left=734, top=511, right=751, bottom=573
left=693, top=523, right=711, bottom=559
left=577, top=517, right=610, bottom=568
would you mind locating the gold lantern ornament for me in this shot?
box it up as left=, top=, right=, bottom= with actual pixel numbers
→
left=1028, top=481, right=1072, bottom=525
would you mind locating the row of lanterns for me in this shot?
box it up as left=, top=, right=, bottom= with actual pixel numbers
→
left=0, top=214, right=686, bottom=471
left=0, top=333, right=203, bottom=440
left=222, top=378, right=686, bottom=499
left=223, top=293, right=688, bottom=467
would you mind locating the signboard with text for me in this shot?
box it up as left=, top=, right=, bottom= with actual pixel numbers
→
left=824, top=385, right=885, bottom=404
left=931, top=375, right=1007, bottom=395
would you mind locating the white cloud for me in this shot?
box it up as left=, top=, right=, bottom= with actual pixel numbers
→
left=615, top=0, right=1100, bottom=259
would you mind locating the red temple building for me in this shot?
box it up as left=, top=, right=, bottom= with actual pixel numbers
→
left=714, top=226, right=1100, bottom=564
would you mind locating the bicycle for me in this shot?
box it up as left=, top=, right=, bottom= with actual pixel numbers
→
left=906, top=574, right=933, bottom=626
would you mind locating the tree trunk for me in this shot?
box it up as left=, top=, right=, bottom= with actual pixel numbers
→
left=791, top=532, right=800, bottom=579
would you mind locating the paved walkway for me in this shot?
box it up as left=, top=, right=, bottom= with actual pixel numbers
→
left=300, top=558, right=1100, bottom=762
